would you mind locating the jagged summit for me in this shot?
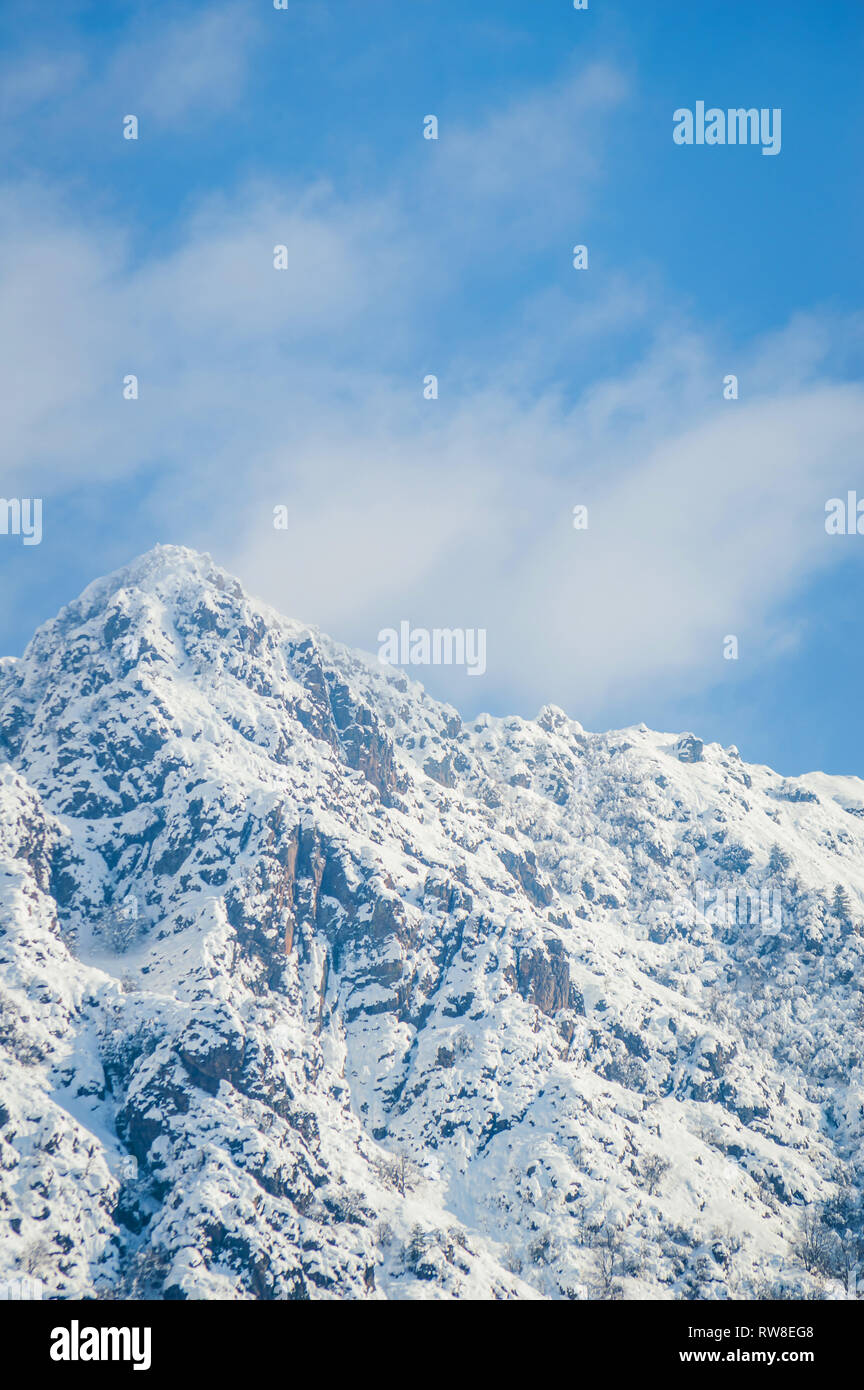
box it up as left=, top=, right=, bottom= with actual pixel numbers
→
left=1, top=549, right=863, bottom=1300
left=25, top=544, right=232, bottom=636
left=7, top=544, right=826, bottom=790
left=19, top=544, right=305, bottom=669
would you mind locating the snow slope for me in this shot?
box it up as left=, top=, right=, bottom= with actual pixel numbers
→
left=0, top=545, right=862, bottom=1300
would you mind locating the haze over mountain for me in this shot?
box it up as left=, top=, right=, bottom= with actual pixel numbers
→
left=1, top=546, right=862, bottom=1300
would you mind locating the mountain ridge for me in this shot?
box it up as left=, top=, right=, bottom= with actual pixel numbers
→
left=1, top=545, right=862, bottom=1301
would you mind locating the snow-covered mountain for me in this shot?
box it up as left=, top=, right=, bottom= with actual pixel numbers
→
left=1, top=545, right=862, bottom=1301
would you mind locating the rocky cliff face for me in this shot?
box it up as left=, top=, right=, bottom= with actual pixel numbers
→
left=1, top=546, right=863, bottom=1300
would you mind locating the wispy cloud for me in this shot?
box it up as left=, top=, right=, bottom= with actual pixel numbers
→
left=0, top=2, right=259, bottom=148
left=1, top=53, right=860, bottom=726
left=106, top=2, right=260, bottom=127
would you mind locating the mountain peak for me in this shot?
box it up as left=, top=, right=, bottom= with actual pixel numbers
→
left=71, top=543, right=246, bottom=617
left=2, top=550, right=863, bottom=1301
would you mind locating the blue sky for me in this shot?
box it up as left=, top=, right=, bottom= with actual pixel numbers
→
left=1, top=0, right=863, bottom=775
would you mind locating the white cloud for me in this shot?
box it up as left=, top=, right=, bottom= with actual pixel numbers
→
left=0, top=57, right=861, bottom=727
left=106, top=2, right=260, bottom=127
left=226, top=351, right=864, bottom=720
left=0, top=2, right=259, bottom=145
left=421, top=61, right=628, bottom=244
